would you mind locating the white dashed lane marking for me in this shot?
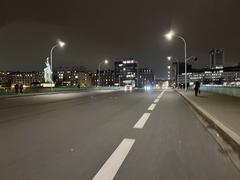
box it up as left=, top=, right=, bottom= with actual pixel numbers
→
left=94, top=90, right=166, bottom=179
left=148, top=103, right=156, bottom=111
left=93, top=138, right=135, bottom=180
left=133, top=113, right=151, bottom=129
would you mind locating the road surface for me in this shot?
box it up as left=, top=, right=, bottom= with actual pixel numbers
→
left=0, top=89, right=239, bottom=180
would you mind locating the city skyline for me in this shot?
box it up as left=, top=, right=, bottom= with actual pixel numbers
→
left=1, top=0, right=240, bottom=78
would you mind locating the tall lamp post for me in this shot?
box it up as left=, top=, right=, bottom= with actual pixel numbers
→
left=49, top=40, right=65, bottom=90
left=167, top=56, right=180, bottom=88
left=98, top=59, right=108, bottom=86
left=165, top=30, right=188, bottom=91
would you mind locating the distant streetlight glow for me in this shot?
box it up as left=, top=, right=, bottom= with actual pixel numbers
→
left=165, top=30, right=175, bottom=41
left=104, top=59, right=108, bottom=64
left=168, top=66, right=171, bottom=69
left=58, top=41, right=66, bottom=48
left=167, top=56, right=172, bottom=61
left=165, top=30, right=187, bottom=91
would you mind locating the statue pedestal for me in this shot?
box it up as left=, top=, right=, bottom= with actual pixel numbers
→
left=41, top=83, right=55, bottom=88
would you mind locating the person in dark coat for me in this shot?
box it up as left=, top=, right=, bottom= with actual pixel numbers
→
left=14, top=84, right=19, bottom=94
left=19, top=84, right=23, bottom=94
left=194, top=81, right=200, bottom=96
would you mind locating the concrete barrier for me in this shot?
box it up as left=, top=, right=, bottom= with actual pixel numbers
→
left=200, top=86, right=240, bottom=98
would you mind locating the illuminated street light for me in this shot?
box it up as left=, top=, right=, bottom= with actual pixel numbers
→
left=165, top=30, right=175, bottom=41
left=58, top=41, right=66, bottom=48
left=50, top=40, right=66, bottom=91
left=168, top=66, right=171, bottom=69
left=98, top=59, right=109, bottom=86
left=104, top=59, right=108, bottom=64
left=165, top=30, right=187, bottom=91
left=167, top=56, right=172, bottom=61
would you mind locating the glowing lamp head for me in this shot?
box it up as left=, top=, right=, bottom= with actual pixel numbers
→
left=104, top=59, right=108, bottom=64
left=58, top=41, right=66, bottom=48
left=167, top=56, right=172, bottom=61
left=165, top=30, right=175, bottom=41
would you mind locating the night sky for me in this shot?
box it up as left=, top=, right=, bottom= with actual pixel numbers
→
left=0, top=0, right=240, bottom=78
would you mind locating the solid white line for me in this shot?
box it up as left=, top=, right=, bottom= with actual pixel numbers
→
left=133, top=113, right=151, bottom=129
left=93, top=138, right=135, bottom=180
left=148, top=103, right=156, bottom=111
left=154, top=98, right=160, bottom=103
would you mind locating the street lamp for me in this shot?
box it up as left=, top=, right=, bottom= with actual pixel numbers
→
left=50, top=40, right=65, bottom=90
left=165, top=30, right=187, bottom=91
left=167, top=56, right=180, bottom=88
left=98, top=59, right=108, bottom=86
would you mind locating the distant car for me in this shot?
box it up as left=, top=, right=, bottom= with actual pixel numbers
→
left=124, top=85, right=133, bottom=91
left=144, top=85, right=153, bottom=91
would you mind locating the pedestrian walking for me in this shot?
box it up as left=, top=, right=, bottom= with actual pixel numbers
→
left=14, top=84, right=19, bottom=94
left=194, top=81, right=200, bottom=96
left=19, top=84, right=23, bottom=94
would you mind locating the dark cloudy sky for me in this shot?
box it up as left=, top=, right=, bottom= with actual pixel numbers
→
left=0, top=0, right=240, bottom=78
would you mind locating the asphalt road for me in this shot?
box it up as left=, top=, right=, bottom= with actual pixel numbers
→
left=0, top=89, right=239, bottom=180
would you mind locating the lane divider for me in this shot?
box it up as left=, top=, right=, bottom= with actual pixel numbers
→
left=134, top=90, right=166, bottom=129
left=133, top=113, right=151, bottom=129
left=93, top=138, right=135, bottom=180
left=148, top=103, right=156, bottom=111
left=94, top=90, right=166, bottom=179
left=157, top=90, right=165, bottom=99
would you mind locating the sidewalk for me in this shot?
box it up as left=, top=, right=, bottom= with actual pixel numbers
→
left=177, top=89, right=240, bottom=145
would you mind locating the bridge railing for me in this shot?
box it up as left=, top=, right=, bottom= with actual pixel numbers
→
left=200, top=85, right=240, bottom=98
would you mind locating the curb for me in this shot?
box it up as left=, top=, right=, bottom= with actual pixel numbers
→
left=176, top=90, right=240, bottom=149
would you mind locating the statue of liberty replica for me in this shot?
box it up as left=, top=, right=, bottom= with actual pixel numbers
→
left=44, top=58, right=53, bottom=83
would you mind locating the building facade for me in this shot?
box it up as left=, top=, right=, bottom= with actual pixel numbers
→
left=0, top=71, right=43, bottom=87
left=92, top=69, right=114, bottom=86
left=0, top=72, right=11, bottom=87
left=178, top=66, right=240, bottom=86
left=114, top=59, right=138, bottom=86
left=169, top=62, right=192, bottom=87
left=138, top=68, right=154, bottom=87
left=54, top=66, right=92, bottom=87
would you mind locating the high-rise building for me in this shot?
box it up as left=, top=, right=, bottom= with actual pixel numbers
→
left=209, top=49, right=224, bottom=69
left=114, top=59, right=138, bottom=86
